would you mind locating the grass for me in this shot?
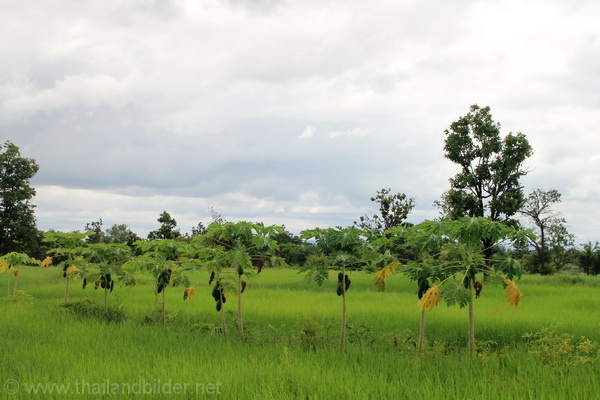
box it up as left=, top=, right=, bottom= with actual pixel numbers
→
left=1, top=267, right=599, bottom=399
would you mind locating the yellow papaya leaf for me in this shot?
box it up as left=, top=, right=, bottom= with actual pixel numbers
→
left=417, top=285, right=441, bottom=312
left=373, top=261, right=399, bottom=292
left=0, top=261, right=8, bottom=273
left=503, top=279, right=522, bottom=307
left=40, top=257, right=53, bottom=268
left=183, top=287, right=196, bottom=301
left=66, top=265, right=80, bottom=279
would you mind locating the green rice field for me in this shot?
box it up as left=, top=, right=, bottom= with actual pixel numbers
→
left=1, top=267, right=599, bottom=399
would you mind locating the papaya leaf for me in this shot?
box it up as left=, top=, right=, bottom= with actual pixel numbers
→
left=441, top=280, right=471, bottom=308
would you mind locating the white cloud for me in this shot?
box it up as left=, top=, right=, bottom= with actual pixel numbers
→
left=328, top=127, right=369, bottom=139
left=2, top=0, right=600, bottom=242
left=298, top=125, right=316, bottom=139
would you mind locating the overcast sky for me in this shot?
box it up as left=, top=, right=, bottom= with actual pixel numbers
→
left=1, top=0, right=599, bottom=243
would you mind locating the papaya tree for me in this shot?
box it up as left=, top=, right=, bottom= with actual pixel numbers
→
left=375, top=224, right=451, bottom=352
left=367, top=228, right=441, bottom=352
left=79, top=243, right=134, bottom=309
left=300, top=226, right=368, bottom=350
left=131, top=239, right=193, bottom=325
left=189, top=221, right=285, bottom=341
left=397, top=217, right=532, bottom=354
left=0, top=252, right=40, bottom=297
left=43, top=231, right=91, bottom=301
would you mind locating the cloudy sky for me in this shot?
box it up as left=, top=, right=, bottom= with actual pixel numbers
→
left=1, top=0, right=599, bottom=243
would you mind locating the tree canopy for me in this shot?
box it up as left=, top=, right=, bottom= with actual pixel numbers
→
left=438, top=105, right=533, bottom=226
left=0, top=141, right=41, bottom=256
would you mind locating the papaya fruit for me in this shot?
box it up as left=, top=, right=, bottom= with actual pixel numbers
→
left=474, top=281, right=483, bottom=298
left=417, top=278, right=430, bottom=299
left=257, top=258, right=265, bottom=274
left=344, top=275, right=351, bottom=291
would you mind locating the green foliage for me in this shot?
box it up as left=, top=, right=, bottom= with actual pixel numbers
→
left=354, top=188, right=415, bottom=236
left=6, top=290, right=33, bottom=307
left=78, top=243, right=136, bottom=294
left=60, top=298, right=126, bottom=323
left=147, top=211, right=182, bottom=240
left=524, top=325, right=599, bottom=368
left=439, top=105, right=533, bottom=225
left=440, top=280, right=471, bottom=308
left=0, top=141, right=41, bottom=256
left=580, top=241, right=600, bottom=275
left=0, top=252, right=40, bottom=268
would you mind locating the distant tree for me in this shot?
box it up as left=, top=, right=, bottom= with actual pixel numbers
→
left=579, top=241, right=600, bottom=275
left=148, top=211, right=181, bottom=240
left=191, top=222, right=207, bottom=237
left=354, top=188, right=415, bottom=236
left=437, top=105, right=533, bottom=264
left=104, top=224, right=140, bottom=246
left=274, top=228, right=314, bottom=266
left=85, top=219, right=105, bottom=244
left=209, top=207, right=225, bottom=225
left=520, top=189, right=574, bottom=274
left=0, top=141, right=42, bottom=256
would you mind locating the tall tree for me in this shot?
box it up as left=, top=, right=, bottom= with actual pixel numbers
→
left=438, top=105, right=532, bottom=224
left=0, top=141, right=41, bottom=256
left=354, top=188, right=415, bottom=236
left=148, top=211, right=181, bottom=240
left=437, top=105, right=533, bottom=263
left=520, top=189, right=573, bottom=274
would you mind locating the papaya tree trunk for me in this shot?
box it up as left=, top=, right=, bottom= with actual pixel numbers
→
left=154, top=282, right=158, bottom=310
left=418, top=308, right=426, bottom=352
left=468, top=284, right=475, bottom=355
left=7, top=272, right=11, bottom=297
left=339, top=274, right=347, bottom=350
left=104, top=286, right=108, bottom=310
left=220, top=291, right=227, bottom=337
left=64, top=278, right=70, bottom=302
left=237, top=274, right=245, bottom=342
left=162, top=287, right=166, bottom=326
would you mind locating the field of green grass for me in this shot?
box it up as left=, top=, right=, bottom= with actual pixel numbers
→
left=1, top=267, right=599, bottom=399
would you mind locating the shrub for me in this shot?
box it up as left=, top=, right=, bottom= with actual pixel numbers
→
left=60, top=298, right=126, bottom=323
left=523, top=325, right=598, bottom=368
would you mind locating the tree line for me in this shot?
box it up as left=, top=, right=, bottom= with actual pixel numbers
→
left=1, top=105, right=600, bottom=275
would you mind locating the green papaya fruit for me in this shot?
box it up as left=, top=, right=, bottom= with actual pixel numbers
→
left=344, top=275, right=351, bottom=291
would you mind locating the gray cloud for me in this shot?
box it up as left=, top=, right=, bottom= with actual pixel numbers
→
left=2, top=0, right=600, bottom=242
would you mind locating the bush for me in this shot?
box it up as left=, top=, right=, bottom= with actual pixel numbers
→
left=523, top=325, right=598, bottom=368
left=6, top=290, right=33, bottom=307
left=60, top=298, right=126, bottom=323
